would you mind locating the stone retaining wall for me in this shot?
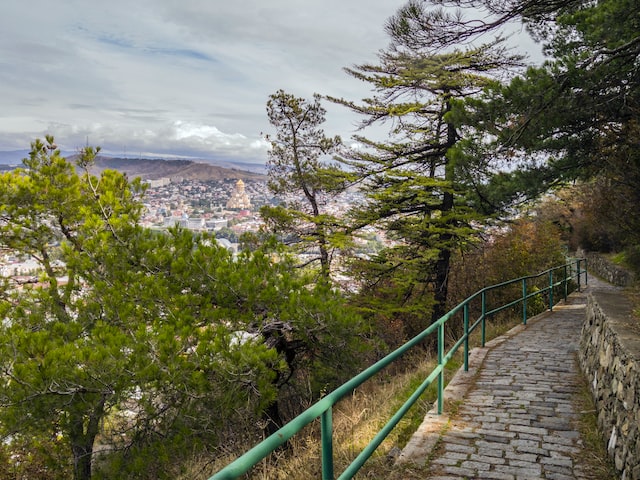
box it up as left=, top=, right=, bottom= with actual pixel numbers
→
left=579, top=250, right=636, bottom=287
left=579, top=289, right=640, bottom=479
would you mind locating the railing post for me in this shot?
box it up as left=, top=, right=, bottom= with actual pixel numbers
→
left=437, top=322, right=444, bottom=414
left=584, top=258, right=588, bottom=286
left=522, top=278, right=527, bottom=325
left=563, top=264, right=568, bottom=300
left=577, top=259, right=582, bottom=291
left=463, top=303, right=469, bottom=372
left=549, top=269, right=554, bottom=311
left=481, top=291, right=486, bottom=347
left=321, top=409, right=334, bottom=480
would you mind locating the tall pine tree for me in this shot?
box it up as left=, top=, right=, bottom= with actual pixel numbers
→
left=331, top=2, right=523, bottom=340
left=261, top=90, right=352, bottom=281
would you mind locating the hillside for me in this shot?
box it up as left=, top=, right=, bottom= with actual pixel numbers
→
left=88, top=156, right=266, bottom=182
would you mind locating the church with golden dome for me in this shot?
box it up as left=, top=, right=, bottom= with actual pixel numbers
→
left=226, top=179, right=251, bottom=210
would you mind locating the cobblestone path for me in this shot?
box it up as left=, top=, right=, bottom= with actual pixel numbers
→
left=426, top=290, right=592, bottom=480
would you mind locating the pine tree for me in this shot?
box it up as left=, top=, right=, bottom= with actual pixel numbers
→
left=262, top=90, right=352, bottom=280
left=0, top=137, right=364, bottom=478
left=464, top=0, right=640, bottom=248
left=331, top=2, right=523, bottom=340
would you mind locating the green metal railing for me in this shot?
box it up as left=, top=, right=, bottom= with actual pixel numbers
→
left=210, top=258, right=587, bottom=480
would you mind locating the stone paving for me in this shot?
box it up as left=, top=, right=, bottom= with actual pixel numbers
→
left=403, top=286, right=597, bottom=480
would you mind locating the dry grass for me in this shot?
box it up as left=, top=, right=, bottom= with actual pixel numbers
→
left=186, top=314, right=531, bottom=480
left=572, top=363, right=618, bottom=480
left=185, top=350, right=464, bottom=480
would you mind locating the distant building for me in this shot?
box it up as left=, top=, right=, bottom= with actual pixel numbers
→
left=205, top=218, right=228, bottom=230
left=164, top=216, right=188, bottom=228
left=146, top=177, right=171, bottom=188
left=226, top=179, right=251, bottom=210
left=163, top=216, right=209, bottom=231
left=187, top=217, right=205, bottom=230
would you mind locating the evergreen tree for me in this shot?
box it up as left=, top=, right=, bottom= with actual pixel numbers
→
left=331, top=3, right=522, bottom=340
left=0, top=137, right=364, bottom=479
left=261, top=90, right=352, bottom=280
left=461, top=0, right=640, bottom=248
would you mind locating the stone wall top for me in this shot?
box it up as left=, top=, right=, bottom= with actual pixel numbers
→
left=589, top=289, right=640, bottom=362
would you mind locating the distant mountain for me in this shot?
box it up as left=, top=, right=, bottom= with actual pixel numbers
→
left=88, top=156, right=266, bottom=182
left=189, top=158, right=266, bottom=174
left=0, top=150, right=28, bottom=165
left=0, top=151, right=266, bottom=181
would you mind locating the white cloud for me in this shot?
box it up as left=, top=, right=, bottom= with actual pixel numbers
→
left=0, top=0, right=543, bottom=164
left=172, top=122, right=240, bottom=142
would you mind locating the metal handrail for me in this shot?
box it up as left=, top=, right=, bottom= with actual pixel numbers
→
left=210, top=258, right=587, bottom=479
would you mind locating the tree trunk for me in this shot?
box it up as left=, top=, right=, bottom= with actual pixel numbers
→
left=71, top=441, right=93, bottom=480
left=317, top=228, right=330, bottom=279
left=69, top=396, right=105, bottom=480
left=432, top=247, right=451, bottom=325
left=263, top=401, right=284, bottom=438
left=431, top=115, right=456, bottom=325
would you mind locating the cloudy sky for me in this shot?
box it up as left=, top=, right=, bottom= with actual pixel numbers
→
left=1, top=0, right=540, bottom=164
